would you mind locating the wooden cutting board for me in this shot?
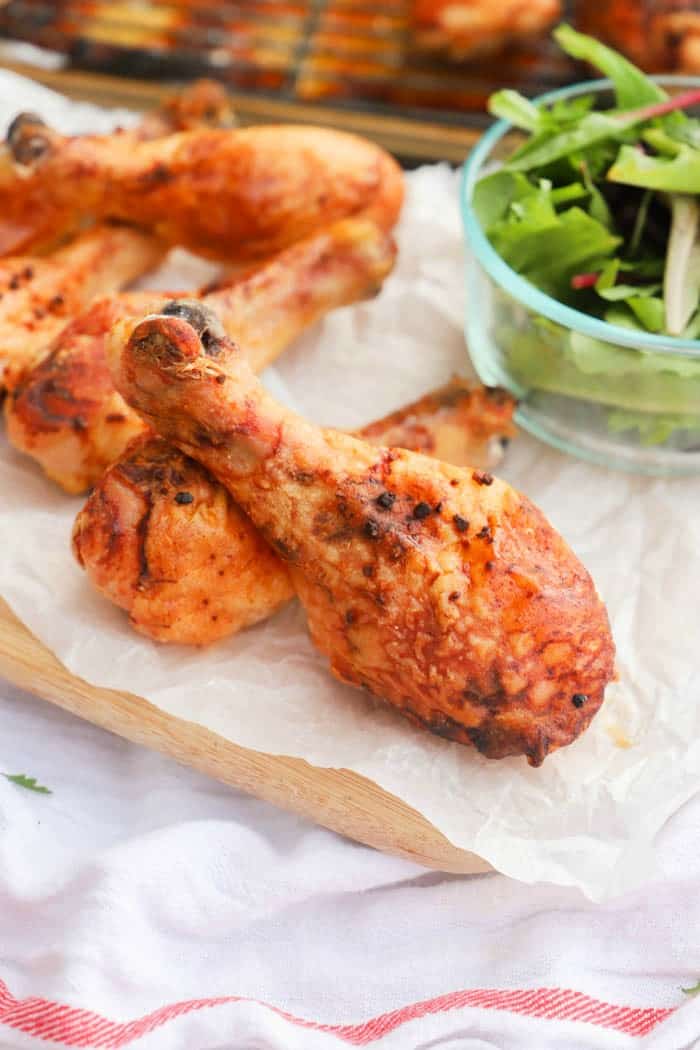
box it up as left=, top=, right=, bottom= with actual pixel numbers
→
left=0, top=598, right=490, bottom=874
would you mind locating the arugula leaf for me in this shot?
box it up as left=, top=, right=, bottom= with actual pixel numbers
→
left=608, top=143, right=700, bottom=194
left=553, top=24, right=667, bottom=109
left=579, top=160, right=613, bottom=227
left=628, top=295, right=665, bottom=331
left=664, top=195, right=700, bottom=335
left=488, top=89, right=542, bottom=132
left=471, top=170, right=534, bottom=229
left=505, top=112, right=631, bottom=173
left=3, top=772, right=52, bottom=794
left=488, top=193, right=621, bottom=301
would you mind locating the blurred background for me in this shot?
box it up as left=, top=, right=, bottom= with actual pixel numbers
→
left=0, top=0, right=698, bottom=162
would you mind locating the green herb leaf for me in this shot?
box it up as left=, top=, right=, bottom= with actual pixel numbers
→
left=488, top=89, right=543, bottom=132
left=608, top=143, right=700, bottom=194
left=488, top=185, right=621, bottom=301
left=3, top=772, right=52, bottom=794
left=553, top=24, right=667, bottom=109
left=682, top=979, right=700, bottom=997
left=471, top=170, right=534, bottom=229
left=505, top=112, right=629, bottom=173
left=628, top=295, right=665, bottom=331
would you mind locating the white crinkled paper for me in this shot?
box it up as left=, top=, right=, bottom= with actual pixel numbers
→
left=1, top=71, right=698, bottom=901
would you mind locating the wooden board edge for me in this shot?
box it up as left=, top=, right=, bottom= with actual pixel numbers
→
left=0, top=57, right=483, bottom=163
left=0, top=599, right=491, bottom=875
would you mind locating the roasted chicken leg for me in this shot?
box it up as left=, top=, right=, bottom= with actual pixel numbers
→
left=107, top=303, right=615, bottom=765
left=0, top=122, right=404, bottom=258
left=0, top=225, right=164, bottom=389
left=72, top=380, right=516, bottom=645
left=6, top=218, right=396, bottom=493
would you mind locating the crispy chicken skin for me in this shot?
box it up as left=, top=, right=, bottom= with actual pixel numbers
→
left=107, top=304, right=614, bottom=764
left=72, top=379, right=515, bottom=645
left=0, top=122, right=404, bottom=259
left=360, top=380, right=515, bottom=471
left=6, top=218, right=396, bottom=493
left=0, top=226, right=164, bottom=389
left=73, top=435, right=295, bottom=644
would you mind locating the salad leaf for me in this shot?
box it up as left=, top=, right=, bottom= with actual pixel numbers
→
left=505, top=112, right=632, bottom=173
left=608, top=143, right=700, bottom=194
left=580, top=160, right=613, bottom=227
left=627, top=295, right=665, bottom=332
left=627, top=189, right=653, bottom=255
left=488, top=89, right=542, bottom=132
left=607, top=409, right=700, bottom=445
left=642, top=128, right=682, bottom=158
left=488, top=186, right=621, bottom=301
left=553, top=23, right=667, bottom=109
left=664, top=195, right=700, bottom=335
left=471, top=170, right=537, bottom=229
left=682, top=980, right=700, bottom=997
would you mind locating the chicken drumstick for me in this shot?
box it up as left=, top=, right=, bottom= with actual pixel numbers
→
left=107, top=302, right=615, bottom=765
left=0, top=225, right=164, bottom=389
left=72, top=380, right=515, bottom=645
left=0, top=121, right=404, bottom=258
left=7, top=218, right=396, bottom=493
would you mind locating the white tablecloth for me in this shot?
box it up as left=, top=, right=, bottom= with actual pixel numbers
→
left=1, top=678, right=699, bottom=1050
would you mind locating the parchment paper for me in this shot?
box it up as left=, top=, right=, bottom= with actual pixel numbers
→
left=1, top=71, right=698, bottom=901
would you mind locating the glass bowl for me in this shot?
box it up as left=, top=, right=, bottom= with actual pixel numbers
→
left=461, top=76, right=700, bottom=477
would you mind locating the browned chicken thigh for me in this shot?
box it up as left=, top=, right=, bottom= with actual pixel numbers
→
left=6, top=218, right=395, bottom=493
left=0, top=226, right=164, bottom=389
left=0, top=121, right=404, bottom=258
left=72, top=380, right=516, bottom=645
left=107, top=303, right=615, bottom=765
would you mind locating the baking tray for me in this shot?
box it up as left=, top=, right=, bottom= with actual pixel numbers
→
left=0, top=0, right=577, bottom=162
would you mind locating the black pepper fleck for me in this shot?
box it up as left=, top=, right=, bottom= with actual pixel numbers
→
left=448, top=591, right=460, bottom=601
left=174, top=491, right=194, bottom=505
left=485, top=560, right=494, bottom=572
left=572, top=693, right=587, bottom=708
left=434, top=502, right=443, bottom=514
left=375, top=491, right=396, bottom=510
left=362, top=564, right=374, bottom=578
left=413, top=501, right=431, bottom=520
left=364, top=519, right=380, bottom=539
left=215, top=374, right=226, bottom=385
left=472, top=470, right=494, bottom=486
left=345, top=609, right=356, bottom=624
left=453, top=514, right=469, bottom=533
left=477, top=525, right=493, bottom=542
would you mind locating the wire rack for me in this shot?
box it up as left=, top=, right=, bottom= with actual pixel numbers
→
left=0, top=0, right=579, bottom=160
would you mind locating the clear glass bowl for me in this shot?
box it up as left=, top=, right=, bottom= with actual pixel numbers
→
left=461, top=76, right=700, bottom=477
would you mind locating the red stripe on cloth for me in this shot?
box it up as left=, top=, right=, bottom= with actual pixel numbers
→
left=0, top=978, right=675, bottom=1048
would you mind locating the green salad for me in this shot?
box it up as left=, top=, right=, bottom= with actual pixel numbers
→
left=473, top=24, right=700, bottom=446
